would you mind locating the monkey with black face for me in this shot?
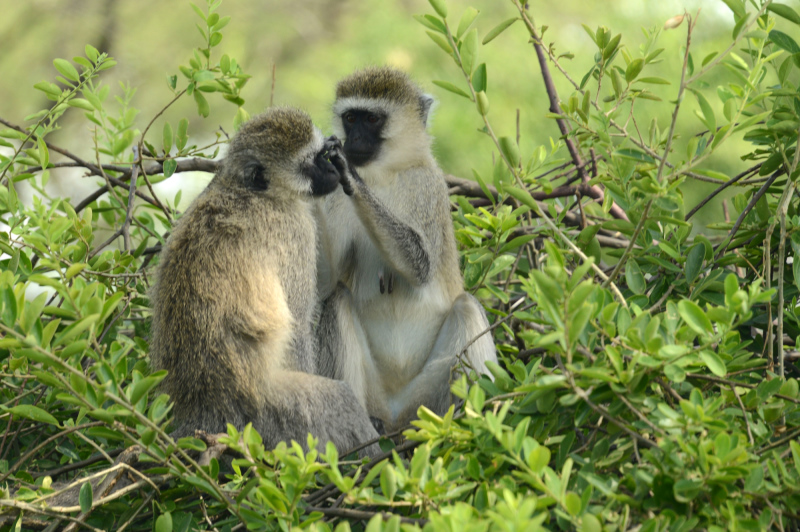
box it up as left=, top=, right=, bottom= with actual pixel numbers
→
left=149, top=107, right=380, bottom=457
left=315, top=67, right=497, bottom=433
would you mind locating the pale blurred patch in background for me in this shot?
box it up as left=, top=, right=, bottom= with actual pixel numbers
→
left=0, top=0, right=755, bottom=224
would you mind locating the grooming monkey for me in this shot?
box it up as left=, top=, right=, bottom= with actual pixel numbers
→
left=149, top=107, right=380, bottom=457
left=315, top=67, right=497, bottom=433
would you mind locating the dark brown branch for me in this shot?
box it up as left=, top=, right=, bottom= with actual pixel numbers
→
left=685, top=163, right=764, bottom=221
left=515, top=6, right=628, bottom=222
left=31, top=448, right=125, bottom=480
left=714, top=169, right=781, bottom=260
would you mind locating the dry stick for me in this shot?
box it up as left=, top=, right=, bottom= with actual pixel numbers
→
left=0, top=499, right=104, bottom=532
left=0, top=377, right=28, bottom=459
left=713, top=170, right=781, bottom=261
left=87, top=157, right=141, bottom=259
left=0, top=422, right=105, bottom=482
left=306, top=506, right=428, bottom=526
left=116, top=490, right=156, bottom=532
left=72, top=158, right=217, bottom=214
left=684, top=163, right=763, bottom=221
left=122, top=147, right=140, bottom=251
left=758, top=426, right=800, bottom=455
left=730, top=384, right=755, bottom=446
left=32, top=448, right=125, bottom=479
left=685, top=373, right=800, bottom=404
left=0, top=117, right=154, bottom=206
left=513, top=0, right=628, bottom=222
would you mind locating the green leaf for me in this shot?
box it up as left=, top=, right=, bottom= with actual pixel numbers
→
left=428, top=0, right=447, bottom=18
left=791, top=440, right=800, bottom=476
left=678, top=300, right=713, bottom=336
left=693, top=91, right=716, bottom=133
left=163, top=122, right=173, bottom=154
left=614, top=148, right=655, bottom=163
left=636, top=77, right=671, bottom=85
left=68, top=99, right=94, bottom=112
left=155, top=512, right=173, bottom=532
left=625, top=260, right=645, bottom=295
left=84, top=44, right=99, bottom=63
left=432, top=80, right=470, bottom=99
left=177, top=437, right=208, bottom=451
left=53, top=58, right=80, bottom=82
left=603, top=34, right=621, bottom=61
left=720, top=0, right=746, bottom=19
left=456, top=7, right=479, bottom=37
left=674, top=479, right=702, bottom=502
left=233, top=107, right=250, bottom=132
left=4, top=404, right=59, bottom=426
left=564, top=491, right=582, bottom=516
left=193, top=90, right=210, bottom=118
left=625, top=58, right=644, bottom=82
left=684, top=244, right=704, bottom=284
left=476, top=91, right=489, bottom=115
left=78, top=481, right=92, bottom=513
left=472, top=63, right=487, bottom=93
left=163, top=159, right=178, bottom=178
left=461, top=28, right=479, bottom=75
left=483, top=17, right=519, bottom=45
left=770, top=30, right=800, bottom=53
left=768, top=4, right=800, bottom=25
left=498, top=136, right=520, bottom=167
left=129, top=372, right=167, bottom=405
left=700, top=351, right=727, bottom=377
left=426, top=31, right=453, bottom=54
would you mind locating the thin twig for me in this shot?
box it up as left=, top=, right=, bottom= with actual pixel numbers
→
left=730, top=384, right=755, bottom=446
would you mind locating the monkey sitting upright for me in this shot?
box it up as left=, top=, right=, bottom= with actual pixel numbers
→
left=314, top=67, right=497, bottom=433
left=149, top=107, right=380, bottom=457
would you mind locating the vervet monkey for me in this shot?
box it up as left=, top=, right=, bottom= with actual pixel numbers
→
left=150, top=107, right=380, bottom=457
left=315, top=67, right=497, bottom=433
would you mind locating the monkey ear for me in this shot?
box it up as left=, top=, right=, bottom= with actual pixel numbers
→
left=243, top=161, right=269, bottom=191
left=419, top=94, right=435, bottom=127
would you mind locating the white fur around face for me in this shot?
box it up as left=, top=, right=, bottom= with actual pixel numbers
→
left=331, top=97, right=433, bottom=176
left=283, top=127, right=326, bottom=196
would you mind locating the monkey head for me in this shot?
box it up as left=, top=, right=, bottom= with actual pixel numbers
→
left=219, top=107, right=342, bottom=197
left=332, top=67, right=435, bottom=171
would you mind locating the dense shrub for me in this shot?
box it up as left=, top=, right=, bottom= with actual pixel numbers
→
left=1, top=0, right=800, bottom=530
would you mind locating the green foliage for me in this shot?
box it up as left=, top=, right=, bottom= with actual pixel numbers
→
left=2, top=0, right=800, bottom=530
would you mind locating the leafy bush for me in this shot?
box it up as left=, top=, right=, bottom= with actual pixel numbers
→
left=1, top=0, right=800, bottom=530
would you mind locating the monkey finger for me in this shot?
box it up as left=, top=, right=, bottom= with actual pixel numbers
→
left=339, top=173, right=354, bottom=196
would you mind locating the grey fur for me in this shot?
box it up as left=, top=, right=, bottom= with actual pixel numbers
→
left=149, top=107, right=380, bottom=457
left=315, top=68, right=498, bottom=433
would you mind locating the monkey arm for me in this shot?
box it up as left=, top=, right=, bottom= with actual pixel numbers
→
left=352, top=182, right=432, bottom=285
left=348, top=168, right=445, bottom=287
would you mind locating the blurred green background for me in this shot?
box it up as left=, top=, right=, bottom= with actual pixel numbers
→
left=1, top=0, right=792, bottom=227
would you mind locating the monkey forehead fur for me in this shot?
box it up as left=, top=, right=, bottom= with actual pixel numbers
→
left=334, top=67, right=430, bottom=119
left=227, top=107, right=318, bottom=164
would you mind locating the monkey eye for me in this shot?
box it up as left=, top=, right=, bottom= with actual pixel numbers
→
left=367, top=114, right=380, bottom=124
left=344, top=112, right=356, bottom=123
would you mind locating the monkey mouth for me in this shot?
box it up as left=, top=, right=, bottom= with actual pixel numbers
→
left=344, top=149, right=375, bottom=167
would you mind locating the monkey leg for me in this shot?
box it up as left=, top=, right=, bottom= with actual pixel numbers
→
left=258, top=371, right=381, bottom=458
left=388, top=292, right=496, bottom=430
left=315, top=283, right=374, bottom=409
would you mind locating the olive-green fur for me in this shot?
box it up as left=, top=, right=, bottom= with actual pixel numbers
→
left=336, top=67, right=425, bottom=111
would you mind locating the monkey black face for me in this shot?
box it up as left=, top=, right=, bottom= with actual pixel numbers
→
left=340, top=109, right=387, bottom=167
left=304, top=143, right=342, bottom=197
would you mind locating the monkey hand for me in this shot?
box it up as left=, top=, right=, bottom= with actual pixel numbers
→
left=323, top=135, right=343, bottom=154
left=325, top=142, right=355, bottom=197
